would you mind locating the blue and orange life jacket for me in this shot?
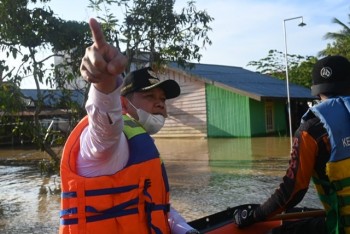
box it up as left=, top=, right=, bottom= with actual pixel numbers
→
left=307, top=97, right=350, bottom=234
left=59, top=115, right=171, bottom=234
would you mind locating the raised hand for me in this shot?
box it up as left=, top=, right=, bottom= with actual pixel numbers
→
left=80, top=18, right=127, bottom=93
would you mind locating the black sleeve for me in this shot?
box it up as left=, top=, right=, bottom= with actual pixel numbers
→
left=254, top=115, right=328, bottom=220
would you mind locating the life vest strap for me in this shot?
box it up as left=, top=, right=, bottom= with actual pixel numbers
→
left=145, top=202, right=170, bottom=234
left=60, top=198, right=170, bottom=226
left=60, top=207, right=78, bottom=217
left=313, top=176, right=350, bottom=195
left=61, top=184, right=139, bottom=198
left=143, top=179, right=152, bottom=200
left=341, top=214, right=350, bottom=227
left=312, top=177, right=333, bottom=203
left=313, top=176, right=330, bottom=186
left=145, top=202, right=170, bottom=213
left=60, top=198, right=139, bottom=217
left=333, top=177, right=350, bottom=191
left=61, top=208, right=139, bottom=225
left=338, top=195, right=350, bottom=207
left=60, top=198, right=139, bottom=225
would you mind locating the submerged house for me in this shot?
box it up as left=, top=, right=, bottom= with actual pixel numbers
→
left=0, top=89, right=84, bottom=145
left=155, top=63, right=314, bottom=138
left=1, top=62, right=313, bottom=144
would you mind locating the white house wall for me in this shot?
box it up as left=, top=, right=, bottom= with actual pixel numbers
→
left=155, top=69, right=207, bottom=138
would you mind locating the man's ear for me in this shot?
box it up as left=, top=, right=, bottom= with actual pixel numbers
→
left=121, top=96, right=128, bottom=114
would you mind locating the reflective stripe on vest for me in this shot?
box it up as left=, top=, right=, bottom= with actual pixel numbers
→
left=309, top=97, right=350, bottom=234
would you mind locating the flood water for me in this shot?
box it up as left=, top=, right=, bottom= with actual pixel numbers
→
left=0, top=137, right=322, bottom=234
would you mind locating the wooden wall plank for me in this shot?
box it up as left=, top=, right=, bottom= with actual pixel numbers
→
left=155, top=69, right=207, bottom=138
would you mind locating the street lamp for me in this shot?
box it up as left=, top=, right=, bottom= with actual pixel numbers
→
left=283, top=16, right=306, bottom=150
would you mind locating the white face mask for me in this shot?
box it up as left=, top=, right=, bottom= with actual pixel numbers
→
left=128, top=101, right=165, bottom=135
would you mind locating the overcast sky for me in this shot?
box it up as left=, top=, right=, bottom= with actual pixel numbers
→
left=15, top=0, right=350, bottom=88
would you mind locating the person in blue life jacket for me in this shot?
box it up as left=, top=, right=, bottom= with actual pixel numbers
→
left=233, top=55, right=350, bottom=234
left=60, top=17, right=200, bottom=234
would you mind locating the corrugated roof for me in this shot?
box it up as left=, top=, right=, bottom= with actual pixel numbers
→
left=19, top=63, right=313, bottom=103
left=21, top=89, right=84, bottom=106
left=169, top=63, right=314, bottom=101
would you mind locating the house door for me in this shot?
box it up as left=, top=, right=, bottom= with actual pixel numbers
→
left=265, top=102, right=275, bottom=133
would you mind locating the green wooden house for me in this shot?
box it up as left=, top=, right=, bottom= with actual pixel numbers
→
left=155, top=63, right=314, bottom=138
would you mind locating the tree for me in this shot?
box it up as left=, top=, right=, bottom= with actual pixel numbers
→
left=319, top=13, right=350, bottom=59
left=0, top=81, right=26, bottom=140
left=0, top=0, right=91, bottom=171
left=288, top=56, right=317, bottom=88
left=247, top=50, right=316, bottom=88
left=88, top=0, right=214, bottom=72
left=0, top=0, right=213, bottom=173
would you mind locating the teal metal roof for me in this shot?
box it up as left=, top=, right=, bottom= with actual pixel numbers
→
left=169, top=63, right=313, bottom=101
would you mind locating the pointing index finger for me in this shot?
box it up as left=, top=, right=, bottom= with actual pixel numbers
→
left=89, top=18, right=106, bottom=49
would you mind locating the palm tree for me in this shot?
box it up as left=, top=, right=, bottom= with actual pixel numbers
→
left=318, top=13, right=350, bottom=59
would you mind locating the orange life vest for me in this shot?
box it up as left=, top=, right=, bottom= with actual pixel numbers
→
left=59, top=115, right=171, bottom=234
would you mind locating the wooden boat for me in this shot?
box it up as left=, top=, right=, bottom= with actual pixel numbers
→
left=188, top=204, right=325, bottom=234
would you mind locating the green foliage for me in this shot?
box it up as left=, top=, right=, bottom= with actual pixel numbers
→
left=247, top=50, right=316, bottom=88
left=39, top=158, right=60, bottom=175
left=0, top=82, right=25, bottom=113
left=0, top=0, right=91, bottom=173
left=0, top=0, right=213, bottom=173
left=319, top=14, right=350, bottom=59
left=0, top=82, right=31, bottom=147
left=247, top=11, right=350, bottom=89
left=88, top=0, right=214, bottom=71
left=288, top=56, right=317, bottom=88
left=247, top=50, right=285, bottom=78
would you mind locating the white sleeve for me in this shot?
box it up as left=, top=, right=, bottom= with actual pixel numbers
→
left=77, top=76, right=129, bottom=177
left=168, top=207, right=196, bottom=234
left=82, top=82, right=124, bottom=159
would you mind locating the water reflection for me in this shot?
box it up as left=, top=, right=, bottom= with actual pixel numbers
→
left=157, top=137, right=321, bottom=221
left=0, top=164, right=60, bottom=234
left=0, top=137, right=322, bottom=233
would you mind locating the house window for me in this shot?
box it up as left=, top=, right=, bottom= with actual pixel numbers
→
left=265, top=102, right=274, bottom=132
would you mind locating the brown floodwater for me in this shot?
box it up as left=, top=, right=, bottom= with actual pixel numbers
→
left=0, top=137, right=321, bottom=234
